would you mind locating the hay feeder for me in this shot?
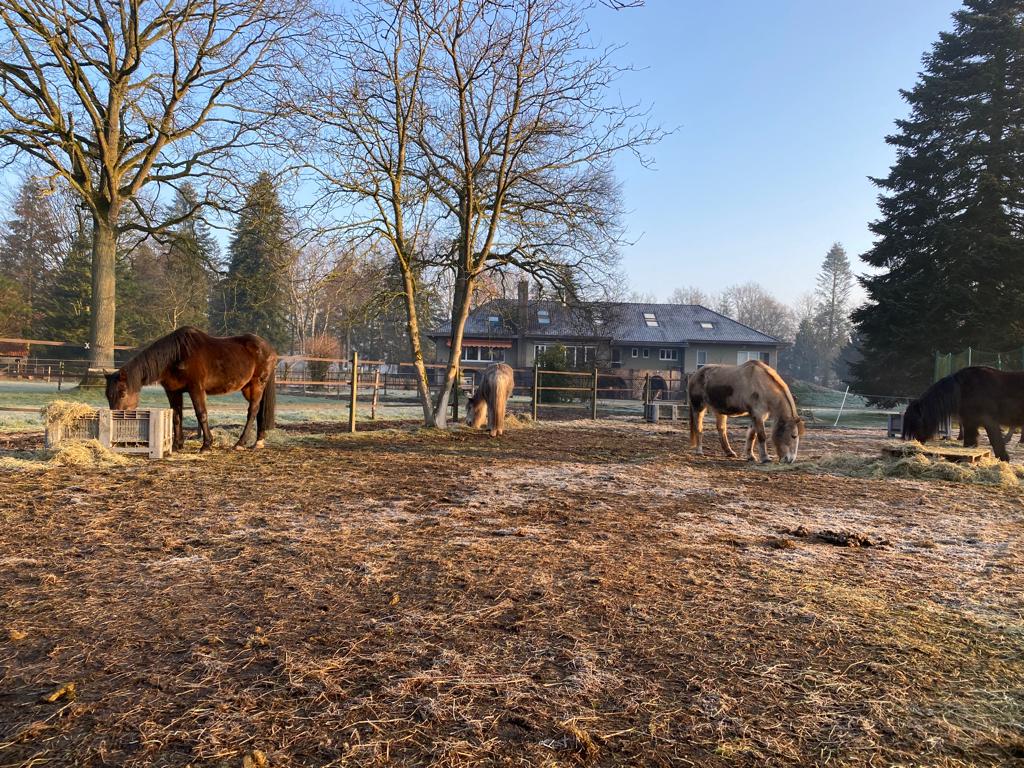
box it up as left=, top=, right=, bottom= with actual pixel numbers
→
left=46, top=408, right=173, bottom=459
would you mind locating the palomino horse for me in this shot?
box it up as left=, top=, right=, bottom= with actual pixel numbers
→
left=466, top=362, right=514, bottom=437
left=688, top=360, right=805, bottom=463
left=105, top=326, right=277, bottom=452
left=903, top=366, right=1024, bottom=462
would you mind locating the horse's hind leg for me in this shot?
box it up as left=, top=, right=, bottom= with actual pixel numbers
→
left=190, top=388, right=213, bottom=452
left=751, top=414, right=770, bottom=463
left=235, top=382, right=260, bottom=450
left=716, top=413, right=737, bottom=458
left=984, top=422, right=1010, bottom=462
left=167, top=389, right=185, bottom=450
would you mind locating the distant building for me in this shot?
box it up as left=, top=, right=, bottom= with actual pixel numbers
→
left=428, top=281, right=780, bottom=378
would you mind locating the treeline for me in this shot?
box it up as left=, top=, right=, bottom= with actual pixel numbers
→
left=0, top=173, right=438, bottom=361
left=661, top=243, right=856, bottom=386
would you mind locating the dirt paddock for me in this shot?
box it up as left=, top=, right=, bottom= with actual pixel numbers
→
left=1, top=420, right=1022, bottom=767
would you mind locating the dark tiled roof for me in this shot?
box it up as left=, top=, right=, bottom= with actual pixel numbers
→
left=430, top=300, right=779, bottom=346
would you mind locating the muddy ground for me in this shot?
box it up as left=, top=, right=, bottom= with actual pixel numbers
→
left=1, top=420, right=1022, bottom=767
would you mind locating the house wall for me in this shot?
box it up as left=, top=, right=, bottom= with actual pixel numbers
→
left=611, top=344, right=685, bottom=372
left=683, top=344, right=778, bottom=372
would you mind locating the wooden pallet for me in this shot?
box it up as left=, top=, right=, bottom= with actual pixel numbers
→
left=882, top=441, right=990, bottom=464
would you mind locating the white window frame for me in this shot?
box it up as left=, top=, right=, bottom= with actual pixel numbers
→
left=699, top=321, right=714, bottom=330
left=659, top=348, right=678, bottom=361
left=738, top=350, right=771, bottom=364
left=643, top=312, right=659, bottom=328
left=631, top=347, right=638, bottom=358
left=642, top=348, right=649, bottom=359
left=696, top=350, right=708, bottom=369
left=537, top=309, right=550, bottom=325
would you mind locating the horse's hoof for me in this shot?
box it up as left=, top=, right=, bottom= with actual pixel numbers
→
left=746, top=455, right=755, bottom=462
left=254, top=439, right=266, bottom=449
left=760, top=458, right=771, bottom=464
left=199, top=445, right=212, bottom=454
left=234, top=444, right=247, bottom=451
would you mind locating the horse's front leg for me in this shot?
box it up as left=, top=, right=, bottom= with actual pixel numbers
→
left=235, top=383, right=259, bottom=450
left=167, top=389, right=185, bottom=450
left=189, top=388, right=213, bottom=452
left=751, top=414, right=771, bottom=463
left=743, top=424, right=756, bottom=461
left=984, top=422, right=1010, bottom=462
left=716, top=413, right=737, bottom=458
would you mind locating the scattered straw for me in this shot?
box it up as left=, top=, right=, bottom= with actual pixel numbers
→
left=759, top=451, right=1024, bottom=487
left=0, top=440, right=134, bottom=471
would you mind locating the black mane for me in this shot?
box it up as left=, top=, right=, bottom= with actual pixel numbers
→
left=902, top=371, right=961, bottom=442
left=121, top=326, right=203, bottom=391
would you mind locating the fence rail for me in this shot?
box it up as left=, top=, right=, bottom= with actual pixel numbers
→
left=0, top=348, right=914, bottom=432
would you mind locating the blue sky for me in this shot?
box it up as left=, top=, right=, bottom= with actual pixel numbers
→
left=590, top=0, right=963, bottom=304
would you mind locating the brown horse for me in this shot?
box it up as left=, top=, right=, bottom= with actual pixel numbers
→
left=688, top=360, right=805, bottom=463
left=105, top=326, right=277, bottom=452
left=466, top=362, right=514, bottom=437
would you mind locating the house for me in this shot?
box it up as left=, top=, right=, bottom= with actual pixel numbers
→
left=428, top=281, right=780, bottom=380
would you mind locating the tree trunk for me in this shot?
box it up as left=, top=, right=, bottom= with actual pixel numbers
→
left=86, top=213, right=118, bottom=380
left=398, top=264, right=435, bottom=426
left=432, top=270, right=475, bottom=428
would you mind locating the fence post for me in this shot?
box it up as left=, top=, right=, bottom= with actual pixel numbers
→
left=532, top=362, right=539, bottom=421
left=371, top=370, right=381, bottom=419
left=348, top=351, right=358, bottom=433
left=58, top=361, right=63, bottom=391
left=967, top=346, right=972, bottom=367
left=591, top=366, right=599, bottom=420
left=643, top=373, right=650, bottom=405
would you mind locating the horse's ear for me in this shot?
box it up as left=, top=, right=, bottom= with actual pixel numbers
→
left=117, top=368, right=127, bottom=381
left=797, top=419, right=806, bottom=437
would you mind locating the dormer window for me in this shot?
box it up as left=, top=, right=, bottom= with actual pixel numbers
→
left=488, top=315, right=500, bottom=324
left=537, top=309, right=550, bottom=325
left=643, top=312, right=658, bottom=327
left=699, top=321, right=714, bottom=330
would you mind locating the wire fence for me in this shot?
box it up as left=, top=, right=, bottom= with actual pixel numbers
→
left=934, top=347, right=1024, bottom=381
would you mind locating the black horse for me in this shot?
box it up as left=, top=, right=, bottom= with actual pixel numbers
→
left=902, top=366, right=1024, bottom=461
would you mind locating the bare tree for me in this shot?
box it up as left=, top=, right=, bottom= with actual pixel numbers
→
left=300, top=0, right=658, bottom=427
left=668, top=285, right=715, bottom=306
left=718, top=282, right=796, bottom=342
left=0, top=0, right=311, bottom=373
left=413, top=0, right=658, bottom=425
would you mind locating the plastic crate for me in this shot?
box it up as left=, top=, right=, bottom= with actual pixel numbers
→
left=46, top=408, right=173, bottom=459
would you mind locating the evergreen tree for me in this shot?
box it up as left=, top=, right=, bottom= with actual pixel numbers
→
left=40, top=214, right=93, bottom=345
left=812, top=243, right=854, bottom=385
left=213, top=173, right=292, bottom=350
left=853, top=0, right=1024, bottom=398
left=0, top=177, right=65, bottom=336
left=155, top=184, right=219, bottom=332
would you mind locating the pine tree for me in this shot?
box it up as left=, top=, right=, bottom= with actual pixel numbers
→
left=40, top=214, right=93, bottom=345
left=213, top=173, right=292, bottom=350
left=155, top=184, right=219, bottom=331
left=0, top=177, right=65, bottom=336
left=853, top=0, right=1024, bottom=398
left=813, top=243, right=854, bottom=385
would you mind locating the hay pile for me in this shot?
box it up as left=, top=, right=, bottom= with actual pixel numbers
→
left=0, top=440, right=134, bottom=471
left=761, top=450, right=1024, bottom=487
left=40, top=400, right=97, bottom=426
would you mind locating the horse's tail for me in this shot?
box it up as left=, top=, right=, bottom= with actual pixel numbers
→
left=259, top=368, right=277, bottom=431
left=903, top=372, right=960, bottom=442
